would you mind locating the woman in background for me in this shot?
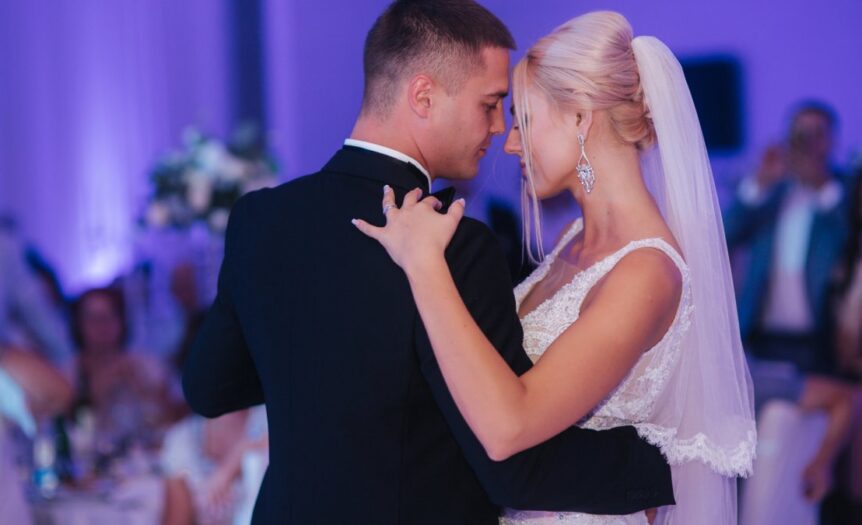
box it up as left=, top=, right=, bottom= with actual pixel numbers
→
left=71, top=287, right=171, bottom=448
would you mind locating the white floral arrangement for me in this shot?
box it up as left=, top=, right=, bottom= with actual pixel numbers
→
left=144, top=123, right=278, bottom=233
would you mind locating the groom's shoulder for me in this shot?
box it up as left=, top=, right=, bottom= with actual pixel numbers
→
left=454, top=216, right=496, bottom=241
left=234, top=173, right=324, bottom=209
left=448, top=216, right=505, bottom=265
left=446, top=216, right=514, bottom=294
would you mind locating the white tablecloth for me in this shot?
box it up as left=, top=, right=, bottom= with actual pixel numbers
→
left=32, top=475, right=164, bottom=525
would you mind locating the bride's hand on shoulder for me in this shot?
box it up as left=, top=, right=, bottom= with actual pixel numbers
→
left=352, top=185, right=466, bottom=275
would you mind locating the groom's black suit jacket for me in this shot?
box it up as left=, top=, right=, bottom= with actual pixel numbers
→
left=183, top=146, right=674, bottom=524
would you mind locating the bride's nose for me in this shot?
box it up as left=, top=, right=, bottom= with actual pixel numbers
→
left=503, top=127, right=522, bottom=156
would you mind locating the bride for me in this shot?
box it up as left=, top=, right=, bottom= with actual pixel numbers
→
left=354, top=11, right=755, bottom=525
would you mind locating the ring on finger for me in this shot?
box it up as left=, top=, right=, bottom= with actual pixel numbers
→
left=383, top=203, right=396, bottom=214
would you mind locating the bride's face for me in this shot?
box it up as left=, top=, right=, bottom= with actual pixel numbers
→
left=503, top=86, right=580, bottom=199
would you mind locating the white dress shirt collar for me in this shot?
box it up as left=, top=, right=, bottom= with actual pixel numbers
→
left=761, top=179, right=843, bottom=332
left=344, top=139, right=432, bottom=189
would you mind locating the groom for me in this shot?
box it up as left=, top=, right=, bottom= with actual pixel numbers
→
left=183, top=1, right=674, bottom=523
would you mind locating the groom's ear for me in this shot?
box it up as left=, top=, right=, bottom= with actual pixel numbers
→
left=407, top=75, right=434, bottom=118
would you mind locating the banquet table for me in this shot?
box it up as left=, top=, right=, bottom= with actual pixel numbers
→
left=30, top=474, right=164, bottom=525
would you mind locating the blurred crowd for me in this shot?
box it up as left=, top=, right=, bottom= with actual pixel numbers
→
left=725, top=101, right=862, bottom=524
left=0, top=223, right=268, bottom=525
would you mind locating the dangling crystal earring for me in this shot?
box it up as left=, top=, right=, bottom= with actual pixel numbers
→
left=576, top=134, right=595, bottom=193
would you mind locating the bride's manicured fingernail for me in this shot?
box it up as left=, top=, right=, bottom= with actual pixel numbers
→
left=456, top=198, right=466, bottom=206
left=350, top=219, right=358, bottom=225
left=383, top=185, right=391, bottom=194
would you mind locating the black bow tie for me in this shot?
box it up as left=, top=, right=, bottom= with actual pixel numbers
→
left=398, top=158, right=456, bottom=207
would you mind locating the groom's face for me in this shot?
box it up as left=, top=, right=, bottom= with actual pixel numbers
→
left=425, top=47, right=509, bottom=180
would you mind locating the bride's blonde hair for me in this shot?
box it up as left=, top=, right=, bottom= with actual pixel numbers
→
left=514, top=11, right=655, bottom=260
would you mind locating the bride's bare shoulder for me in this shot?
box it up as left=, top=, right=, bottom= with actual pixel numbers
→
left=586, top=246, right=683, bottom=320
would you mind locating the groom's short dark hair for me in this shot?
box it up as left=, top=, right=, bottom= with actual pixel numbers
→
left=362, top=0, right=515, bottom=117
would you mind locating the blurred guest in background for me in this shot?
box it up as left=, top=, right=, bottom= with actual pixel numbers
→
left=837, top=169, right=862, bottom=380
left=0, top=223, right=75, bottom=380
left=71, top=287, right=172, bottom=450
left=25, top=245, right=70, bottom=323
left=161, top=407, right=267, bottom=525
left=831, top=165, right=862, bottom=521
left=725, top=101, right=848, bottom=376
left=0, top=347, right=73, bottom=525
left=159, top=261, right=271, bottom=524
left=166, top=262, right=208, bottom=421
left=727, top=101, right=862, bottom=521
left=1, top=347, right=74, bottom=434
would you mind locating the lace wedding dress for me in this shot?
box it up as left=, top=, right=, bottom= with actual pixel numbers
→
left=500, top=218, right=693, bottom=525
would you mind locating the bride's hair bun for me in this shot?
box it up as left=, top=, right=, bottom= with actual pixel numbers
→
left=517, top=11, right=656, bottom=150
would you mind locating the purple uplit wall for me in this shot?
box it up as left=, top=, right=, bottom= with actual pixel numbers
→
left=0, top=1, right=231, bottom=293
left=263, top=0, right=862, bottom=244
left=262, top=0, right=385, bottom=180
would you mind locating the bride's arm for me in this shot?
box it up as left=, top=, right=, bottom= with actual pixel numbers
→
left=355, top=188, right=676, bottom=509
left=354, top=187, right=682, bottom=459
left=406, top=246, right=681, bottom=460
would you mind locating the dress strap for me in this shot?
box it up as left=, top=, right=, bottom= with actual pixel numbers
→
left=586, top=237, right=690, bottom=289
left=513, top=218, right=583, bottom=309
